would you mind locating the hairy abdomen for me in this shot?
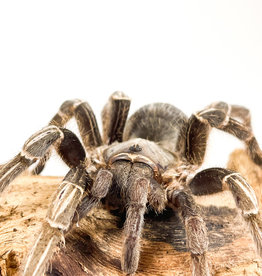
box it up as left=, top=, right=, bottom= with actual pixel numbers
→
left=123, top=103, right=188, bottom=157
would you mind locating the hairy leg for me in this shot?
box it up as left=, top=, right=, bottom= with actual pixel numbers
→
left=186, top=101, right=262, bottom=166
left=167, top=188, right=209, bottom=276
left=23, top=167, right=113, bottom=276
left=148, top=177, right=166, bottom=213
left=101, top=91, right=131, bottom=144
left=73, top=169, right=113, bottom=222
left=34, top=92, right=131, bottom=174
left=0, top=126, right=86, bottom=193
left=189, top=167, right=262, bottom=257
left=0, top=154, right=33, bottom=193
left=23, top=165, right=90, bottom=276
left=0, top=126, right=64, bottom=193
left=230, top=104, right=251, bottom=127
left=49, top=98, right=102, bottom=147
left=32, top=99, right=82, bottom=175
left=33, top=98, right=102, bottom=174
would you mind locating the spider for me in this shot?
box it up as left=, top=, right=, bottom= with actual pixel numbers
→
left=0, top=91, right=262, bottom=276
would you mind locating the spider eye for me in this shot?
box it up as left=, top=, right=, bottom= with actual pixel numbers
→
left=128, top=144, right=142, bottom=152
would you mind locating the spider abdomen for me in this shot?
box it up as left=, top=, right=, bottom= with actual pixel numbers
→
left=123, top=103, right=188, bottom=157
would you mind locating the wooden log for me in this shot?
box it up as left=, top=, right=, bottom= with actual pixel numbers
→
left=0, top=149, right=262, bottom=275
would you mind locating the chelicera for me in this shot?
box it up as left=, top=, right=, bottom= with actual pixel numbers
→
left=0, top=91, right=262, bottom=276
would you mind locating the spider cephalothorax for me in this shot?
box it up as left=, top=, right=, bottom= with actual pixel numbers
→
left=0, top=92, right=262, bottom=276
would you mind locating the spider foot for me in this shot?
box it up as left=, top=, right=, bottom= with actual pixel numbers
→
left=244, top=212, right=262, bottom=257
left=191, top=253, right=210, bottom=276
left=0, top=126, right=64, bottom=193
left=22, top=222, right=62, bottom=276
left=22, top=165, right=90, bottom=276
left=168, top=189, right=210, bottom=276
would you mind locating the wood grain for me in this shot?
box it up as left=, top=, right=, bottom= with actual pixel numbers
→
left=0, top=149, right=262, bottom=275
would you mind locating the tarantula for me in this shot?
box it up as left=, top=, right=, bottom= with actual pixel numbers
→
left=0, top=91, right=262, bottom=276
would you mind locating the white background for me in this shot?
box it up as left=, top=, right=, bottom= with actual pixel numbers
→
left=0, top=1, right=262, bottom=176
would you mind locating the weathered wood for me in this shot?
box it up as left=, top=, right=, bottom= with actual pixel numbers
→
left=1, top=149, right=262, bottom=275
left=0, top=175, right=62, bottom=276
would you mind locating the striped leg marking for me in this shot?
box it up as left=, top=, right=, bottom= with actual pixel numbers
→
left=0, top=154, right=32, bottom=193
left=32, top=99, right=82, bottom=174
left=102, top=91, right=131, bottom=144
left=223, top=172, right=258, bottom=215
left=74, top=169, right=113, bottom=222
left=46, top=166, right=90, bottom=231
left=0, top=126, right=63, bottom=193
left=168, top=189, right=210, bottom=276
left=23, top=166, right=91, bottom=276
left=33, top=97, right=103, bottom=174
left=223, top=172, right=262, bottom=257
left=186, top=101, right=262, bottom=167
left=22, top=223, right=61, bottom=276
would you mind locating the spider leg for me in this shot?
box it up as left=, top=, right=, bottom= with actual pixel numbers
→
left=148, top=177, right=166, bottom=213
left=0, top=126, right=86, bottom=193
left=101, top=91, right=131, bottom=144
left=32, top=99, right=82, bottom=175
left=0, top=154, right=33, bottom=193
left=186, top=101, right=262, bottom=166
left=33, top=91, right=130, bottom=175
left=230, top=104, right=251, bottom=128
left=23, top=167, right=112, bottom=276
left=189, top=168, right=262, bottom=257
left=0, top=126, right=63, bottom=193
left=22, top=165, right=91, bottom=276
left=73, top=169, right=113, bottom=222
left=49, top=99, right=102, bottom=148
left=32, top=98, right=102, bottom=175
left=167, top=188, right=210, bottom=276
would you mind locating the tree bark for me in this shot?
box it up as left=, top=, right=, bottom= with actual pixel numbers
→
left=0, top=149, right=262, bottom=275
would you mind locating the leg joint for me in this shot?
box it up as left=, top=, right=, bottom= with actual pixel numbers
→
left=223, top=172, right=258, bottom=215
left=22, top=126, right=64, bottom=160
